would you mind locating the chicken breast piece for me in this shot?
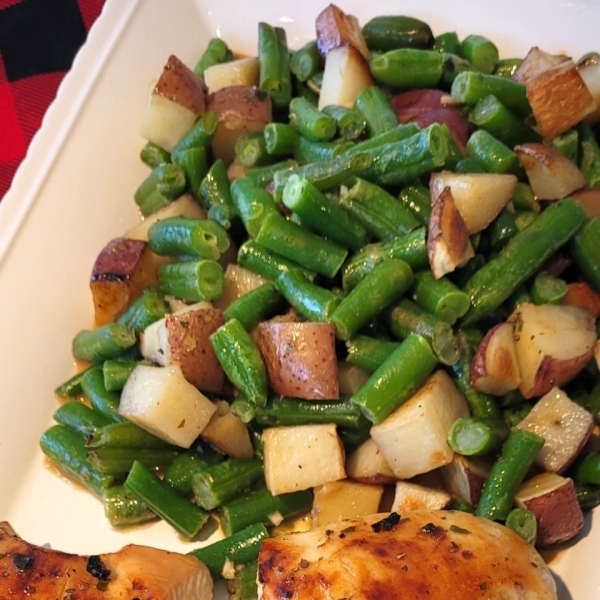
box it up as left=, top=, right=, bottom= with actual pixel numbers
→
left=258, top=510, right=557, bottom=600
left=0, top=522, right=212, bottom=600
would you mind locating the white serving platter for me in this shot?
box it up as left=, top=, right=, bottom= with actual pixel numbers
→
left=0, top=1, right=598, bottom=598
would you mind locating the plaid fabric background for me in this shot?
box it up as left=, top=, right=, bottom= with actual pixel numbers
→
left=0, top=0, right=106, bottom=200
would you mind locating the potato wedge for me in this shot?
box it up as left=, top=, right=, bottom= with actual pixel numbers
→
left=200, top=400, right=254, bottom=458
left=440, top=454, right=490, bottom=506
left=390, top=480, right=452, bottom=513
left=204, top=57, right=260, bottom=93
left=561, top=281, right=600, bottom=318
left=577, top=53, right=600, bottom=124
left=570, top=187, right=600, bottom=218
left=345, top=437, right=396, bottom=485
left=212, top=263, right=267, bottom=310
left=90, top=238, right=159, bottom=326
left=315, top=4, right=370, bottom=60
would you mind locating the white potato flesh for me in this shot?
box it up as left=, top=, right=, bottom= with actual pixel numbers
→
left=440, top=454, right=490, bottom=505
left=119, top=364, right=217, bottom=448
left=390, top=481, right=452, bottom=513
left=578, top=57, right=600, bottom=124
left=126, top=194, right=207, bottom=241
left=311, top=480, right=384, bottom=528
left=318, top=45, right=374, bottom=110
left=509, top=302, right=597, bottom=398
left=204, top=57, right=260, bottom=93
left=200, top=400, right=254, bottom=458
left=515, top=471, right=584, bottom=547
left=337, top=361, right=370, bottom=396
left=515, top=387, right=594, bottom=473
left=262, top=424, right=346, bottom=496
left=429, top=171, right=517, bottom=235
left=370, top=370, right=470, bottom=480
left=212, top=263, right=267, bottom=310
left=139, top=94, right=197, bottom=153
left=345, top=438, right=396, bottom=484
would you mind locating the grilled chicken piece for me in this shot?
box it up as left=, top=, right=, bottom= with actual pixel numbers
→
left=258, top=510, right=557, bottom=600
left=0, top=522, right=212, bottom=600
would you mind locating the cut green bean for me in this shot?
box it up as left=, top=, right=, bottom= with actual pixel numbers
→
left=53, top=401, right=112, bottom=438
left=195, top=37, right=234, bottom=77
left=72, top=323, right=136, bottom=364
left=223, top=282, right=284, bottom=331
left=466, top=129, right=518, bottom=174
left=505, top=507, right=537, bottom=544
left=293, top=137, right=350, bottom=163
left=87, top=420, right=174, bottom=449
left=350, top=333, right=437, bottom=424
left=230, top=177, right=279, bottom=238
left=158, top=259, right=224, bottom=302
left=362, top=15, right=433, bottom=51
left=87, top=447, right=179, bottom=474
left=461, top=34, right=498, bottom=74
left=235, top=132, right=271, bottom=168
left=572, top=453, right=600, bottom=485
left=264, top=123, right=300, bottom=156
left=354, top=87, right=398, bottom=137
left=171, top=110, right=220, bottom=163
left=174, top=146, right=208, bottom=199
left=289, top=96, right=336, bottom=142
left=578, top=120, right=600, bottom=188
left=134, top=163, right=187, bottom=217
left=117, top=286, right=168, bottom=336
left=370, top=49, right=444, bottom=88
left=140, top=142, right=170, bottom=168
left=530, top=272, right=567, bottom=305
left=447, top=416, right=508, bottom=456
left=570, top=217, right=600, bottom=290
left=552, top=128, right=579, bottom=163
left=345, top=335, right=399, bottom=373
left=493, top=58, right=523, bottom=78
left=102, top=359, right=146, bottom=392
left=54, top=364, right=96, bottom=399
left=199, top=159, right=238, bottom=230
left=321, top=105, right=367, bottom=141
left=164, top=447, right=224, bottom=496
left=290, top=40, right=321, bottom=82
left=411, top=270, right=470, bottom=325
left=245, top=159, right=297, bottom=188
left=398, top=184, right=431, bottom=226
left=228, top=562, right=259, bottom=600
left=81, top=366, right=125, bottom=423
left=433, top=31, right=461, bottom=55
left=125, top=460, right=208, bottom=539
left=103, top=485, right=156, bottom=528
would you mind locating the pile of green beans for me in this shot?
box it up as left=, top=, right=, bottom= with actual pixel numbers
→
left=41, top=9, right=600, bottom=591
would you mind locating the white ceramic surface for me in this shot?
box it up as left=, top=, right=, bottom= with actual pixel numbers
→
left=0, top=1, right=598, bottom=598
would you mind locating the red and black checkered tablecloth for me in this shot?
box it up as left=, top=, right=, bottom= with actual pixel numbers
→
left=0, top=0, right=106, bottom=200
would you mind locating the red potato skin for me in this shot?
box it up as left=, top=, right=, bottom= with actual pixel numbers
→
left=255, top=322, right=339, bottom=400
left=570, top=187, right=600, bottom=218
left=90, top=238, right=159, bottom=326
left=562, top=282, right=600, bottom=318
left=154, top=55, right=207, bottom=115
left=315, top=4, right=370, bottom=60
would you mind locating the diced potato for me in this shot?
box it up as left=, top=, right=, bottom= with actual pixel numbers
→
left=370, top=370, right=470, bottom=479
left=200, top=400, right=254, bottom=458
left=337, top=361, right=370, bottom=395
left=515, top=471, right=584, bottom=547
left=315, top=4, right=370, bottom=60
left=90, top=238, right=159, bottom=326
left=262, top=424, right=346, bottom=495
left=140, top=55, right=208, bottom=152
left=119, top=364, right=217, bottom=448
left=311, top=480, right=384, bottom=528
left=204, top=57, right=260, bottom=93
left=140, top=305, right=225, bottom=393
left=440, top=454, right=490, bottom=505
left=345, top=438, right=396, bottom=484
left=256, top=322, right=339, bottom=400
left=390, top=481, right=452, bottom=513
left=318, top=45, right=374, bottom=110
left=212, top=263, right=267, bottom=310
left=578, top=54, right=600, bottom=124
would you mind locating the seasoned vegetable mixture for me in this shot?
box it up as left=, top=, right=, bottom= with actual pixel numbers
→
left=41, top=4, right=600, bottom=597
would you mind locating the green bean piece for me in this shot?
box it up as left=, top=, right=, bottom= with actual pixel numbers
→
left=230, top=396, right=257, bottom=424
left=163, top=447, right=224, bottom=496
left=449, top=254, right=486, bottom=289
left=388, top=298, right=459, bottom=366
left=292, top=137, right=351, bottom=164
left=235, top=132, right=271, bottom=168
left=510, top=182, right=540, bottom=213
left=195, top=37, right=234, bottom=77
left=275, top=269, right=340, bottom=322
left=578, top=120, right=600, bottom=188
left=341, top=123, right=420, bottom=157
left=321, top=105, right=367, bottom=141
left=174, top=146, right=208, bottom=199
left=282, top=174, right=369, bottom=250
left=244, top=159, right=297, bottom=188
left=514, top=210, right=537, bottom=232
left=87, top=421, right=174, bottom=449
left=486, top=208, right=518, bottom=250
left=188, top=523, right=269, bottom=580
left=228, top=562, right=259, bottom=600
left=140, top=141, right=170, bottom=168
left=117, top=286, right=168, bottom=335
left=461, top=34, right=498, bottom=75
left=350, top=333, right=437, bottom=424
left=451, top=71, right=530, bottom=118
left=493, top=58, right=523, bottom=78
left=455, top=157, right=486, bottom=173
left=272, top=151, right=372, bottom=202
left=237, top=240, right=315, bottom=282
left=171, top=110, right=219, bottom=163
left=148, top=216, right=230, bottom=260
left=339, top=178, right=420, bottom=241
left=447, top=417, right=508, bottom=456
left=530, top=272, right=567, bottom=305
left=505, top=507, right=537, bottom=544
left=503, top=403, right=532, bottom=428
left=102, top=359, right=144, bottom=392
left=230, top=177, right=279, bottom=238
left=87, top=447, right=179, bottom=474
left=342, top=227, right=428, bottom=290
left=330, top=259, right=413, bottom=341
left=476, top=429, right=545, bottom=521
left=466, top=130, right=518, bottom=174
left=289, top=97, right=336, bottom=142
left=256, top=212, right=348, bottom=279
left=72, top=323, right=136, bottom=364
left=81, top=366, right=126, bottom=423
left=199, top=159, right=238, bottom=230
left=412, top=270, right=470, bottom=325
left=40, top=425, right=115, bottom=497
left=290, top=40, right=321, bottom=82
left=220, top=487, right=312, bottom=536
left=192, top=457, right=264, bottom=511
left=462, top=199, right=587, bottom=325
left=255, top=396, right=368, bottom=430
left=103, top=485, right=156, bottom=528
left=398, top=184, right=431, bottom=226
left=552, top=128, right=579, bottom=163
left=575, top=483, right=600, bottom=512
left=158, top=259, right=224, bottom=302
left=362, top=15, right=433, bottom=51
left=571, top=217, right=600, bottom=290
left=353, top=87, right=398, bottom=137
left=223, top=283, right=284, bottom=331
left=210, top=319, right=268, bottom=407
left=54, top=364, right=96, bottom=399
left=134, top=163, right=187, bottom=217
left=53, top=401, right=112, bottom=438
left=572, top=453, right=600, bottom=485
left=125, top=460, right=208, bottom=539
left=469, top=95, right=541, bottom=148
left=370, top=49, right=444, bottom=89
left=433, top=31, right=461, bottom=55
left=345, top=335, right=399, bottom=373
left=264, top=123, right=300, bottom=156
